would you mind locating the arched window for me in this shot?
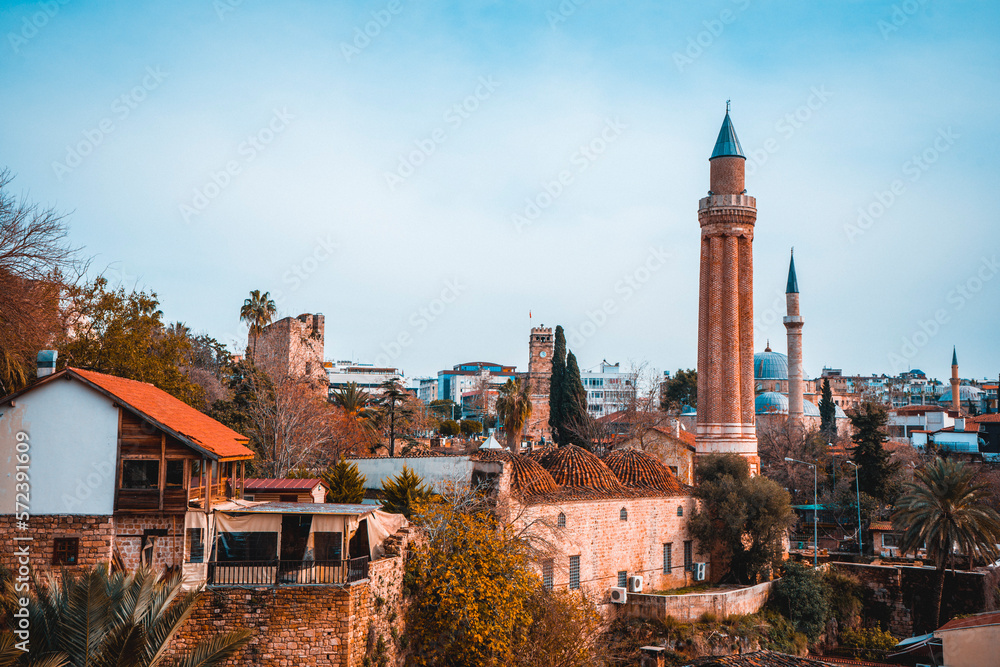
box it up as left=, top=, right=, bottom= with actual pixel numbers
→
left=677, top=506, right=683, bottom=517
left=557, top=512, right=566, bottom=528
left=619, top=507, right=628, bottom=521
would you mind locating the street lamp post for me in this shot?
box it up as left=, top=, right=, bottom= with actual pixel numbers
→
left=786, top=457, right=818, bottom=567
left=845, top=460, right=862, bottom=557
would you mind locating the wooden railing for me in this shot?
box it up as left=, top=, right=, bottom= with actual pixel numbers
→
left=207, top=557, right=370, bottom=587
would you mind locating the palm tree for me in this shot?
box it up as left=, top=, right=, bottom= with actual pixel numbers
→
left=892, top=457, right=1000, bottom=628
left=496, top=378, right=532, bottom=451
left=376, top=377, right=410, bottom=457
left=239, top=289, right=276, bottom=360
left=330, top=382, right=371, bottom=417
left=1, top=564, right=250, bottom=666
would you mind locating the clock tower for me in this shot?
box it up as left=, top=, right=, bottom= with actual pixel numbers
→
left=526, top=326, right=554, bottom=442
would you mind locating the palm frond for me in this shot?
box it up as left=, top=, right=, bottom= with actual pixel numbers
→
left=161, top=630, right=252, bottom=667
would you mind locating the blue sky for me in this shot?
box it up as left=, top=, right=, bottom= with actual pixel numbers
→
left=2, top=0, right=998, bottom=382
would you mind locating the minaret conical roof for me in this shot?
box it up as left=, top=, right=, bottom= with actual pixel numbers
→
left=786, top=250, right=799, bottom=294
left=710, top=107, right=745, bottom=160
left=952, top=346, right=958, bottom=366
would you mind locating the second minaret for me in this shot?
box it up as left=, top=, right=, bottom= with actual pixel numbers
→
left=784, top=250, right=804, bottom=429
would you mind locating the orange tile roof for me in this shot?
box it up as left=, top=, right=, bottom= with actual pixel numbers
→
left=245, top=478, right=322, bottom=491
left=869, top=521, right=894, bottom=531
left=70, top=368, right=254, bottom=460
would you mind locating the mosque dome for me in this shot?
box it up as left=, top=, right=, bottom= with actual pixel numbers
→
left=754, top=348, right=789, bottom=380
left=756, top=391, right=790, bottom=414
left=537, top=444, right=624, bottom=492
left=939, top=386, right=983, bottom=404
left=507, top=454, right=559, bottom=496
left=602, top=448, right=683, bottom=494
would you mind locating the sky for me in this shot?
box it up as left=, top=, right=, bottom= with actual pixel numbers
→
left=2, top=0, right=998, bottom=383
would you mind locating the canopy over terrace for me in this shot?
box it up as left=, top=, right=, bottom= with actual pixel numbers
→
left=197, top=500, right=407, bottom=587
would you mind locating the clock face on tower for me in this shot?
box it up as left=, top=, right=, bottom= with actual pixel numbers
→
left=539, top=351, right=547, bottom=357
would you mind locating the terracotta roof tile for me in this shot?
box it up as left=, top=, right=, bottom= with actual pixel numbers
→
left=602, top=448, right=685, bottom=495
left=535, top=444, right=625, bottom=492
left=937, top=610, right=1000, bottom=631
left=868, top=521, right=894, bottom=531
left=690, top=649, right=836, bottom=666
left=67, top=368, right=253, bottom=460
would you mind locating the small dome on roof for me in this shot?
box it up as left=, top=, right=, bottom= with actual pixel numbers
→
left=537, top=444, right=624, bottom=491
left=602, top=448, right=683, bottom=494
left=681, top=404, right=696, bottom=415
left=756, top=391, right=789, bottom=414
left=507, top=454, right=559, bottom=496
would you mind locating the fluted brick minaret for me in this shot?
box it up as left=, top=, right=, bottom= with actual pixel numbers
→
left=951, top=347, right=960, bottom=412
left=696, top=105, right=759, bottom=473
left=784, top=250, right=804, bottom=429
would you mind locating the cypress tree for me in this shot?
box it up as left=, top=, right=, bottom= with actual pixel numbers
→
left=548, top=325, right=567, bottom=443
left=562, top=351, right=589, bottom=446
left=819, top=377, right=837, bottom=439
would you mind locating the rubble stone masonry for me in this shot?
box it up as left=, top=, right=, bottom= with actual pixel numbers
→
left=0, top=514, right=114, bottom=579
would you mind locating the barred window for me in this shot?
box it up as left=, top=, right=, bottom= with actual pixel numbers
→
left=53, top=538, right=78, bottom=565
left=617, top=570, right=627, bottom=588
left=663, top=543, right=672, bottom=573
left=569, top=555, right=580, bottom=590
left=684, top=540, right=693, bottom=571
left=557, top=512, right=566, bottom=528
left=619, top=507, right=628, bottom=521
left=677, top=506, right=683, bottom=517
left=542, top=559, right=554, bottom=591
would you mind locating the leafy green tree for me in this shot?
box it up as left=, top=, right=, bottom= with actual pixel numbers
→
left=57, top=277, right=203, bottom=406
left=548, top=325, right=567, bottom=444
left=438, top=419, right=461, bottom=436
left=406, top=497, right=536, bottom=667
left=660, top=368, right=697, bottom=413
left=429, top=399, right=458, bottom=420
left=689, top=454, right=795, bottom=584
left=848, top=401, right=898, bottom=502
left=819, top=378, right=837, bottom=439
left=771, top=561, right=829, bottom=641
left=381, top=466, right=436, bottom=519
left=892, top=457, right=1000, bottom=627
left=460, top=419, right=483, bottom=437
left=0, top=564, right=250, bottom=667
left=320, top=457, right=367, bottom=504
left=496, top=378, right=532, bottom=450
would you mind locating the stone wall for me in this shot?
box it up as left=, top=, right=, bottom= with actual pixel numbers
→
left=256, top=314, right=326, bottom=388
left=114, top=513, right=186, bottom=571
left=0, top=514, right=113, bottom=576
left=621, top=580, right=775, bottom=623
left=831, top=562, right=988, bottom=636
left=512, top=494, right=706, bottom=610
left=165, top=527, right=411, bottom=667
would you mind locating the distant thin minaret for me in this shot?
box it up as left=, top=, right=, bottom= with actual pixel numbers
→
left=951, top=347, right=960, bottom=412
left=784, top=249, right=804, bottom=428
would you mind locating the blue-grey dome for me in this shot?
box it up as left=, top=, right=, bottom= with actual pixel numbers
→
left=681, top=404, right=696, bottom=415
left=835, top=405, right=848, bottom=419
left=939, top=386, right=982, bottom=404
left=755, top=392, right=826, bottom=418
left=754, top=350, right=789, bottom=380
left=756, top=392, right=789, bottom=414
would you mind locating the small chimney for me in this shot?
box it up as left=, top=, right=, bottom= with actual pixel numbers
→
left=955, top=416, right=966, bottom=432
left=37, top=350, right=58, bottom=378
left=672, top=419, right=680, bottom=438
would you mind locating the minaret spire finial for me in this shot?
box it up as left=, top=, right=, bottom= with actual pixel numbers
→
left=726, top=99, right=731, bottom=114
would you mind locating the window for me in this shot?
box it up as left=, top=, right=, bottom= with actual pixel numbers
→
left=677, top=506, right=683, bottom=517
left=542, top=559, right=554, bottom=591
left=663, top=543, right=672, bottom=573
left=52, top=538, right=79, bottom=565
left=619, top=507, right=628, bottom=521
left=569, top=555, right=580, bottom=590
left=121, top=460, right=159, bottom=489
left=279, top=494, right=297, bottom=502
left=683, top=540, right=693, bottom=572
left=617, top=571, right=628, bottom=588
left=557, top=512, right=566, bottom=528
left=165, top=460, right=184, bottom=487
left=883, top=533, right=900, bottom=548
left=187, top=528, right=204, bottom=563
left=314, top=532, right=344, bottom=560
left=216, top=532, right=279, bottom=562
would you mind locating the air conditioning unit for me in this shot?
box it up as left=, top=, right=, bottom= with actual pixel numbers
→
left=628, top=575, right=643, bottom=593
left=693, top=562, right=707, bottom=581
left=609, top=587, right=628, bottom=604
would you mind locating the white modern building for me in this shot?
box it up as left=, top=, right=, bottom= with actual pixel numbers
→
left=325, top=360, right=403, bottom=398
left=581, top=361, right=635, bottom=419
